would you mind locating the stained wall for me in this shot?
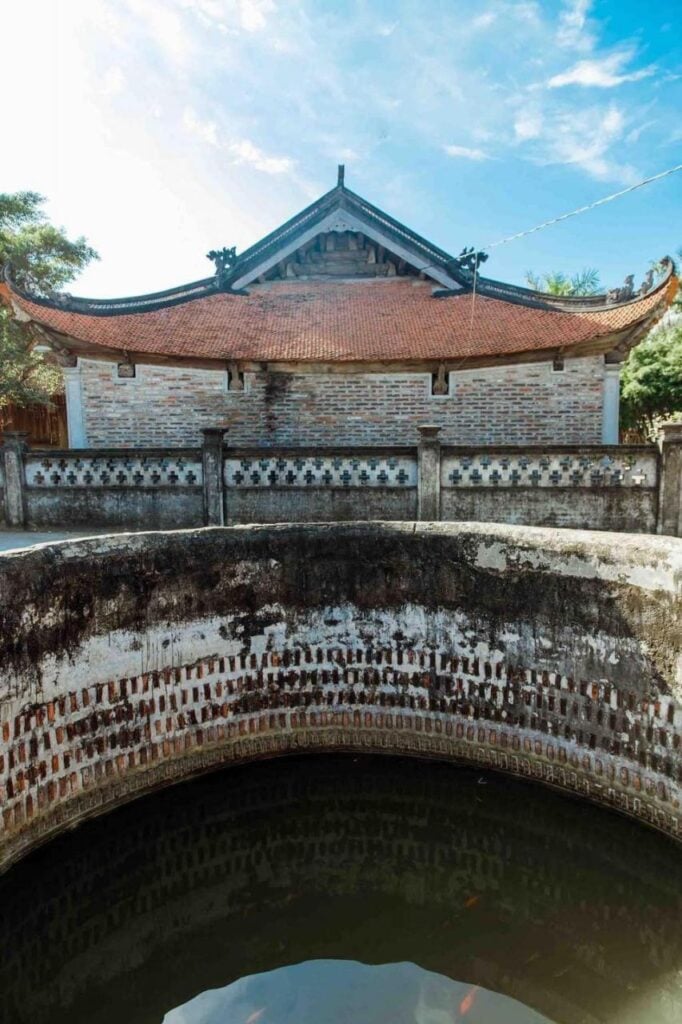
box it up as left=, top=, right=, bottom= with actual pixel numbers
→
left=0, top=522, right=680, bottom=870
left=76, top=357, right=607, bottom=447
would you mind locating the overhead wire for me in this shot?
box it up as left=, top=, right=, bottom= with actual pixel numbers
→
left=481, top=161, right=682, bottom=252
left=443, top=159, right=682, bottom=370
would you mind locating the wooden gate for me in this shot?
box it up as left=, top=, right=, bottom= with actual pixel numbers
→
left=0, top=394, right=68, bottom=447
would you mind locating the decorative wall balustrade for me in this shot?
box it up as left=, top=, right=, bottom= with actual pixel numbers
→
left=224, top=453, right=417, bottom=488
left=441, top=449, right=656, bottom=489
left=24, top=451, right=203, bottom=488
left=1, top=427, right=680, bottom=536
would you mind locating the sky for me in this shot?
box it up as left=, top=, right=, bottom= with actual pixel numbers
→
left=163, top=959, right=551, bottom=1023
left=1, top=0, right=680, bottom=297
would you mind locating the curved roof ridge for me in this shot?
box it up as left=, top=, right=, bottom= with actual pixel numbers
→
left=3, top=265, right=219, bottom=316
left=474, top=257, right=676, bottom=312
left=4, top=273, right=675, bottom=367
left=5, top=254, right=676, bottom=322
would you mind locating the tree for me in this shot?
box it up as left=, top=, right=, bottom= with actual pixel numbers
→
left=620, top=321, right=682, bottom=439
left=0, top=191, right=98, bottom=295
left=524, top=254, right=681, bottom=439
left=0, top=308, right=63, bottom=411
left=0, top=191, right=98, bottom=410
left=525, top=267, right=601, bottom=296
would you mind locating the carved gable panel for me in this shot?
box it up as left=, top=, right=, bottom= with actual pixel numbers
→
left=262, top=231, right=421, bottom=280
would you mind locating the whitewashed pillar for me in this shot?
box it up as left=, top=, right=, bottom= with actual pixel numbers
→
left=417, top=425, right=442, bottom=521
left=63, top=362, right=87, bottom=449
left=2, top=432, right=28, bottom=527
left=202, top=428, right=226, bottom=526
left=658, top=421, right=682, bottom=537
left=601, top=361, right=621, bottom=445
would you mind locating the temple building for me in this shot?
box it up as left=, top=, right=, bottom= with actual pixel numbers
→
left=2, top=168, right=677, bottom=449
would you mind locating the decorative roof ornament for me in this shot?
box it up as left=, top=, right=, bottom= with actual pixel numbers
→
left=638, top=269, right=654, bottom=297
left=206, top=246, right=238, bottom=289
left=450, top=246, right=489, bottom=276
left=606, top=275, right=635, bottom=305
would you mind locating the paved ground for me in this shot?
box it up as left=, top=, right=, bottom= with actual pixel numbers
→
left=0, top=530, right=122, bottom=552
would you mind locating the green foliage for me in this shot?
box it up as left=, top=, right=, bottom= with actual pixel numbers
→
left=525, top=267, right=601, bottom=296
left=0, top=191, right=98, bottom=295
left=0, top=308, right=63, bottom=410
left=620, top=321, right=682, bottom=438
left=0, top=191, right=98, bottom=411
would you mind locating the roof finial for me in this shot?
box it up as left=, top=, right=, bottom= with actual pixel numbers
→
left=206, top=246, right=237, bottom=289
left=337, top=164, right=345, bottom=188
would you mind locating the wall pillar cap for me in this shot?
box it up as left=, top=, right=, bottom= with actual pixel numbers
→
left=659, top=421, right=682, bottom=443
left=417, top=424, right=442, bottom=441
left=2, top=431, right=30, bottom=449
left=201, top=427, right=228, bottom=443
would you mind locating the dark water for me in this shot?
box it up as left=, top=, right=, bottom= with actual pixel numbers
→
left=0, top=756, right=680, bottom=1024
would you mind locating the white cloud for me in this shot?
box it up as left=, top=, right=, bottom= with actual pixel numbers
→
left=173, top=0, right=275, bottom=33
left=514, top=111, right=542, bottom=141
left=229, top=139, right=293, bottom=174
left=127, top=0, right=193, bottom=65
left=625, top=120, right=657, bottom=144
left=511, top=3, right=541, bottom=25
left=544, top=104, right=634, bottom=180
left=556, top=0, right=594, bottom=52
left=183, top=109, right=220, bottom=146
left=549, top=51, right=655, bottom=88
left=184, top=109, right=294, bottom=172
left=443, top=144, right=488, bottom=160
left=472, top=12, right=497, bottom=30
left=100, top=66, right=126, bottom=97
left=237, top=0, right=275, bottom=32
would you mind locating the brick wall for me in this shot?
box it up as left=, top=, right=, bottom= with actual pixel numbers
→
left=1, top=524, right=680, bottom=871
left=78, top=356, right=606, bottom=447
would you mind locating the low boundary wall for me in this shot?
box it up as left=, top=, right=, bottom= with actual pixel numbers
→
left=3, top=422, right=682, bottom=535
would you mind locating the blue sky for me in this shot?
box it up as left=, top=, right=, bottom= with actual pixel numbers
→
left=2, top=0, right=680, bottom=296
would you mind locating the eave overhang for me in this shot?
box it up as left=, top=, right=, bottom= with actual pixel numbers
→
left=1, top=176, right=677, bottom=373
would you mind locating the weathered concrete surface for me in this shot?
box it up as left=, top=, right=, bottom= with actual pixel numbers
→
left=24, top=487, right=203, bottom=531
left=440, top=486, right=658, bottom=533
left=225, top=486, right=417, bottom=525
left=0, top=521, right=681, bottom=869
left=0, top=530, right=117, bottom=552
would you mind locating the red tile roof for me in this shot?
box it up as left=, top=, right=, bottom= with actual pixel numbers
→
left=7, top=277, right=676, bottom=364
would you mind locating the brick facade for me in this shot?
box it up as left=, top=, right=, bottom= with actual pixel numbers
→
left=77, top=355, right=607, bottom=447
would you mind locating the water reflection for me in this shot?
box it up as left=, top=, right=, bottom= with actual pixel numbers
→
left=164, top=960, right=552, bottom=1024
left=163, top=958, right=552, bottom=1024
left=0, top=755, right=680, bottom=1024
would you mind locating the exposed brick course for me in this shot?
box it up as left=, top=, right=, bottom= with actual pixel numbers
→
left=0, top=522, right=680, bottom=869
left=79, top=356, right=606, bottom=447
